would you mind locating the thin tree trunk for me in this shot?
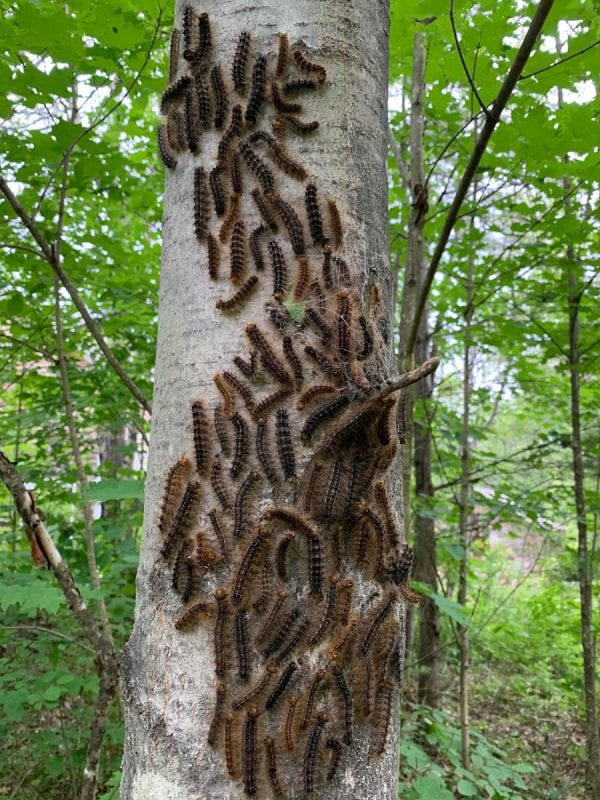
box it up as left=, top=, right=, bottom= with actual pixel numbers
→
left=121, top=2, right=403, bottom=798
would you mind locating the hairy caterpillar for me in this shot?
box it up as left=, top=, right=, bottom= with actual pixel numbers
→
left=338, top=578, right=354, bottom=626
left=207, top=681, right=226, bottom=747
left=172, top=541, right=193, bottom=598
left=301, top=395, right=351, bottom=442
left=161, top=482, right=201, bottom=560
left=265, top=661, right=298, bottom=709
left=232, top=31, right=251, bottom=93
left=218, top=104, right=243, bottom=165
left=399, top=584, right=422, bottom=605
left=359, top=505, right=384, bottom=576
left=357, top=315, right=373, bottom=360
left=196, top=74, right=211, bottom=128
left=223, top=370, right=255, bottom=414
left=372, top=681, right=394, bottom=756
left=327, top=405, right=378, bottom=450
left=374, top=481, right=401, bottom=550
left=225, top=714, right=238, bottom=777
left=327, top=618, right=359, bottom=666
left=208, top=508, right=228, bottom=559
left=236, top=609, right=250, bottom=681
left=191, top=399, right=210, bottom=475
left=321, top=245, right=332, bottom=289
left=326, top=197, right=343, bottom=248
left=275, top=408, right=296, bottom=480
left=303, top=712, right=328, bottom=793
left=264, top=736, right=283, bottom=798
left=265, top=301, right=296, bottom=333
left=255, top=588, right=288, bottom=645
left=210, top=459, right=231, bottom=511
left=303, top=461, right=322, bottom=514
left=210, top=65, right=228, bottom=130
left=293, top=49, right=327, bottom=84
left=271, top=81, right=302, bottom=113
left=308, top=573, right=339, bottom=646
left=193, top=168, right=210, bottom=241
left=158, top=124, right=177, bottom=170
left=308, top=531, right=324, bottom=597
left=209, top=165, right=227, bottom=217
left=230, top=151, right=243, bottom=195
left=168, top=28, right=180, bottom=84
left=233, top=663, right=277, bottom=710
left=219, top=192, right=240, bottom=243
left=344, top=453, right=363, bottom=518
left=264, top=607, right=300, bottom=658
left=252, top=562, right=271, bottom=612
left=160, top=75, right=191, bottom=114
left=184, top=85, right=200, bottom=154
left=239, top=139, right=275, bottom=193
left=305, top=183, right=327, bottom=247
left=166, top=111, right=186, bottom=152
left=274, top=531, right=294, bottom=581
left=282, top=336, right=303, bottom=385
left=195, top=12, right=212, bottom=64
left=283, top=78, right=317, bottom=95
left=213, top=405, right=231, bottom=455
left=276, top=613, right=310, bottom=663
left=268, top=240, right=287, bottom=298
left=325, top=738, right=342, bottom=781
left=255, top=419, right=277, bottom=483
left=249, top=130, right=307, bottom=180
left=249, top=225, right=266, bottom=271
left=182, top=6, right=194, bottom=54
left=323, top=454, right=344, bottom=521
left=264, top=505, right=316, bottom=536
left=285, top=695, right=300, bottom=753
left=207, top=232, right=220, bottom=279
left=243, top=707, right=259, bottom=797
left=296, top=384, right=337, bottom=411
left=230, top=412, right=249, bottom=479
left=293, top=255, right=310, bottom=301
left=251, top=189, right=278, bottom=232
left=229, top=219, right=247, bottom=285
left=358, top=591, right=398, bottom=657
left=216, top=275, right=259, bottom=311
left=214, top=588, right=229, bottom=679
left=275, top=32, right=289, bottom=77
left=393, top=542, right=413, bottom=587
left=233, top=470, right=260, bottom=539
left=283, top=113, right=319, bottom=133
left=304, top=345, right=342, bottom=378
left=332, top=254, right=351, bottom=286
left=245, top=55, right=267, bottom=126
left=271, top=194, right=305, bottom=255
left=254, top=387, right=292, bottom=419
left=231, top=527, right=269, bottom=607
left=245, top=324, right=290, bottom=384
left=336, top=291, right=353, bottom=361
left=173, top=598, right=212, bottom=631
left=331, top=665, right=353, bottom=745
left=234, top=352, right=256, bottom=379
left=158, top=457, right=191, bottom=535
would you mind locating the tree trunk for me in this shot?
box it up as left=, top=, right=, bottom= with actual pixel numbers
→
left=121, top=2, right=405, bottom=798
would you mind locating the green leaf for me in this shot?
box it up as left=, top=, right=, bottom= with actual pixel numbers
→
left=456, top=778, right=479, bottom=797
left=413, top=774, right=454, bottom=800
left=412, top=584, right=469, bottom=625
left=84, top=478, right=145, bottom=501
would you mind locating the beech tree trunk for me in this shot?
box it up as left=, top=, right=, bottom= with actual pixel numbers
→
left=121, top=2, right=404, bottom=799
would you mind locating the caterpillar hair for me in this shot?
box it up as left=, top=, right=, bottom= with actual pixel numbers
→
left=296, top=384, right=336, bottom=411
left=254, top=387, right=292, bottom=419
left=264, top=505, right=316, bottom=535
left=225, top=714, right=238, bottom=778
left=236, top=609, right=250, bottom=681
left=309, top=573, right=339, bottom=646
left=245, top=324, right=291, bottom=384
left=305, top=183, right=327, bottom=247
left=229, top=151, right=243, bottom=195
left=308, top=531, right=323, bottom=597
left=292, top=255, right=310, bottom=301
left=283, top=113, right=319, bottom=133
left=172, top=541, right=193, bottom=597
left=208, top=508, right=229, bottom=560
left=285, top=695, right=300, bottom=752
left=214, top=589, right=229, bottom=678
left=327, top=618, right=359, bottom=666
left=326, top=738, right=342, bottom=781
left=218, top=104, right=243, bottom=164
left=264, top=607, right=300, bottom=659
left=372, top=681, right=394, bottom=756
left=216, top=275, right=259, bottom=312
left=219, top=192, right=240, bottom=243
left=184, top=85, right=200, bottom=154
left=223, top=370, right=255, bottom=414
left=229, top=219, right=247, bottom=285
left=271, top=81, right=302, bottom=113
left=305, top=307, right=333, bottom=345
left=195, top=12, right=212, bottom=64
left=282, top=335, right=303, bottom=385
left=399, top=584, right=422, bottom=605
left=300, top=669, right=327, bottom=730
left=265, top=301, right=295, bottom=333
left=234, top=663, right=277, bottom=710
left=275, top=408, right=296, bottom=481
left=191, top=399, right=210, bottom=475
left=161, top=482, right=201, bottom=560
left=193, top=168, right=210, bottom=241
left=249, top=225, right=266, bottom=271
left=374, top=481, right=400, bottom=549
left=233, top=470, right=260, bottom=539
left=264, top=736, right=283, bottom=798
left=276, top=613, right=310, bottom=663
left=160, top=75, right=191, bottom=114
left=182, top=6, right=194, bottom=54
left=327, top=199, right=343, bottom=248
left=265, top=661, right=298, bottom=709
left=303, top=461, right=322, bottom=514
left=234, top=352, right=256, bottom=379
left=232, top=527, right=270, bottom=606
left=344, top=452, right=363, bottom=518
left=173, top=598, right=212, bottom=631
left=255, top=419, right=277, bottom=483
left=230, top=412, right=249, bottom=479
left=239, top=139, right=275, bottom=193
left=168, top=28, right=180, bottom=84
left=393, top=542, right=413, bottom=587
left=252, top=562, right=272, bottom=612
left=251, top=189, right=278, bottom=232
left=232, top=31, right=251, bottom=93
left=271, top=194, right=305, bottom=256
left=275, top=531, right=294, bottom=581
left=336, top=291, right=353, bottom=361
left=357, top=315, right=373, bottom=360
left=327, top=405, right=378, bottom=450
left=158, top=124, right=177, bottom=170
left=332, top=254, right=351, bottom=286
left=359, top=504, right=384, bottom=576
left=245, top=55, right=267, bottom=126
left=214, top=405, right=231, bottom=455
left=293, top=49, right=327, bottom=84
left=301, top=395, right=350, bottom=442
left=358, top=591, right=398, bottom=658
left=283, top=78, right=317, bottom=95
left=249, top=130, right=307, bottom=180
left=210, top=65, right=228, bottom=129
left=323, top=454, right=344, bottom=521
left=196, top=74, right=211, bottom=128
left=331, top=525, right=343, bottom=572
left=255, top=588, right=288, bottom=645
left=209, top=165, right=226, bottom=217
left=338, top=579, right=354, bottom=626
left=210, top=459, right=231, bottom=511
left=396, top=391, right=406, bottom=444
left=243, top=707, right=258, bottom=797
left=322, top=245, right=332, bottom=289
left=268, top=240, right=287, bottom=298
left=304, top=345, right=343, bottom=379
left=207, top=232, right=220, bottom=280
left=275, top=33, right=289, bottom=77
left=271, top=113, right=286, bottom=139
left=158, top=457, right=191, bottom=535
left=332, top=665, right=353, bottom=745
left=207, top=681, right=226, bottom=747
left=166, top=111, right=186, bottom=152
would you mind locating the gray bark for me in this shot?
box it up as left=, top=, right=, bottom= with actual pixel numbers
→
left=121, top=2, right=398, bottom=798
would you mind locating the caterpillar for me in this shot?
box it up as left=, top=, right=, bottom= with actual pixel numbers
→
left=239, top=139, right=274, bottom=193
left=230, top=412, right=249, bottom=479
left=285, top=695, right=300, bottom=753
left=245, top=55, right=267, bottom=126
left=218, top=104, right=243, bottom=164
left=283, top=113, right=319, bottom=133
left=322, top=245, right=332, bottom=289
left=303, top=461, right=322, bottom=514
left=231, top=527, right=269, bottom=607
left=275, top=613, right=310, bottom=663
left=207, top=232, right=220, bottom=279
left=225, top=714, right=238, bottom=778
left=301, top=670, right=327, bottom=731
left=332, top=254, right=351, bottom=286
left=301, top=395, right=351, bottom=442
left=399, top=584, right=422, bottom=605
left=158, top=124, right=177, bottom=170
left=233, top=470, right=260, bottom=539
left=265, top=301, right=296, bottom=334
left=195, top=12, right=212, bottom=64
left=327, top=405, right=378, bottom=450
left=216, top=275, right=259, bottom=311
left=374, top=481, right=400, bottom=549
left=274, top=531, right=294, bottom=581
left=263, top=505, right=316, bottom=536
left=271, top=113, right=286, bottom=139
left=304, top=713, right=327, bottom=794
left=251, top=189, right=278, bottom=232
left=214, top=588, right=229, bottom=679
left=265, top=661, right=298, bottom=709
left=271, top=81, right=301, bottom=113
left=160, top=75, right=191, bottom=114
left=255, top=419, right=277, bottom=483
left=243, top=707, right=259, bottom=797
left=255, top=589, right=288, bottom=645
left=249, top=130, right=307, bottom=180
left=252, top=562, right=271, bottom=612
left=245, top=324, right=290, bottom=384
left=234, top=352, right=256, bottom=379
left=271, top=194, right=305, bottom=255
left=233, top=663, right=277, bottom=710
left=249, top=225, right=266, bottom=271
left=191, top=399, right=210, bottom=475
left=210, top=65, right=228, bottom=130
left=308, top=573, right=339, bottom=646
left=193, top=168, right=210, bottom=241
left=172, top=541, right=193, bottom=598
left=396, top=391, right=406, bottom=444
left=254, top=387, right=292, bottom=419
left=229, top=219, right=246, bottom=285
left=268, top=240, right=287, bottom=298
left=210, top=459, right=231, bottom=510
left=209, top=165, right=227, bottom=217
left=308, top=531, right=324, bottom=597
left=357, top=315, right=373, bottom=360
left=158, top=457, right=191, bottom=535
left=264, top=607, right=300, bottom=658
left=161, top=482, right=201, bottom=560
left=394, top=542, right=413, bottom=587
left=264, top=736, right=283, bottom=798
left=223, top=370, right=255, bottom=414
left=359, top=504, right=384, bottom=576
left=338, top=578, right=354, bottom=626
left=372, top=681, right=394, bottom=756
left=275, top=32, right=288, bottom=78
left=166, top=111, right=186, bottom=152
left=235, top=609, right=250, bottom=681
left=336, top=291, right=353, bottom=361
left=219, top=192, right=240, bottom=243
left=344, top=453, right=363, bottom=518
left=208, top=508, right=228, bottom=559
left=293, top=255, right=310, bottom=301
left=168, top=28, right=180, bottom=84
left=296, top=384, right=337, bottom=411
left=196, top=74, right=211, bottom=128
left=358, top=591, right=398, bottom=658
left=331, top=525, right=343, bottom=572
left=293, top=49, right=327, bottom=84
left=331, top=665, right=353, bottom=745
left=232, top=31, right=251, bottom=93
left=275, top=408, right=296, bottom=480
left=173, top=598, right=212, bottom=631
left=282, top=336, right=303, bottom=384
left=327, top=618, right=359, bottom=666
left=304, top=345, right=342, bottom=378
left=283, top=78, right=317, bottom=95
left=305, top=183, right=327, bottom=247
left=322, top=454, right=344, bottom=521
left=184, top=85, right=200, bottom=154
left=207, top=681, right=226, bottom=747
left=213, top=405, right=231, bottom=455
left=326, top=738, right=342, bottom=781
left=182, top=6, right=194, bottom=54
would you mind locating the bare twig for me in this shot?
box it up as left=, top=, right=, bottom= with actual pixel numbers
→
left=379, top=356, right=441, bottom=398
left=519, top=38, right=600, bottom=81
left=0, top=625, right=96, bottom=654
left=450, top=0, right=490, bottom=117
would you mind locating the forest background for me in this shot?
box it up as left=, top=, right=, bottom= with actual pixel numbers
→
left=0, top=0, right=598, bottom=798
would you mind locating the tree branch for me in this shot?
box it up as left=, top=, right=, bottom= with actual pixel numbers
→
left=450, top=0, right=490, bottom=117
left=519, top=38, right=600, bottom=81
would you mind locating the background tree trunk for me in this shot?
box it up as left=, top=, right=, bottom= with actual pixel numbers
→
left=121, top=1, right=402, bottom=798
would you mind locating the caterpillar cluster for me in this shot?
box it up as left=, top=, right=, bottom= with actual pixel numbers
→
left=156, top=13, right=417, bottom=797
